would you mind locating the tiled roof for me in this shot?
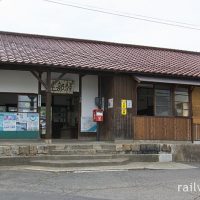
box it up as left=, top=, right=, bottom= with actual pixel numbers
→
left=0, top=31, right=200, bottom=78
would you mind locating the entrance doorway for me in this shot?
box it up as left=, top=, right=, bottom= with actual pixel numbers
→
left=52, top=93, right=79, bottom=139
left=41, top=93, right=79, bottom=139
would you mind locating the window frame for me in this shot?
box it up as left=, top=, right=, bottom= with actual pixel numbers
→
left=154, top=85, right=172, bottom=117
left=18, top=95, right=38, bottom=113
left=0, top=92, right=38, bottom=113
left=137, top=83, right=190, bottom=118
left=137, top=84, right=154, bottom=116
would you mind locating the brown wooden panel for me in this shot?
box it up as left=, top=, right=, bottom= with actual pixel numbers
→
left=133, top=116, right=191, bottom=141
left=100, top=75, right=137, bottom=140
left=193, top=124, right=200, bottom=141
left=192, top=87, right=200, bottom=124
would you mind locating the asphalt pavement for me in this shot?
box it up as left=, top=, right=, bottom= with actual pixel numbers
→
left=0, top=163, right=200, bottom=200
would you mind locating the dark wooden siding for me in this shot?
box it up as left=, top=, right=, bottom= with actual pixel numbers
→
left=113, top=76, right=136, bottom=139
left=99, top=76, right=114, bottom=140
left=100, top=75, right=137, bottom=140
left=133, top=116, right=191, bottom=140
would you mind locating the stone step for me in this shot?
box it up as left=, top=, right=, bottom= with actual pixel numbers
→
left=51, top=149, right=97, bottom=155
left=50, top=149, right=117, bottom=155
left=32, top=154, right=114, bottom=161
left=30, top=158, right=129, bottom=168
left=99, top=145, right=116, bottom=150
left=34, top=153, right=160, bottom=161
left=64, top=144, right=94, bottom=150
left=95, top=149, right=117, bottom=154
left=0, top=153, right=161, bottom=166
left=31, top=153, right=159, bottom=162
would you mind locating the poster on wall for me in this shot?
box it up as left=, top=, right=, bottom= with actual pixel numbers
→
left=16, top=113, right=28, bottom=131
left=0, top=112, right=39, bottom=132
left=40, top=107, right=46, bottom=134
left=3, top=113, right=17, bottom=131
left=27, top=113, right=39, bottom=131
left=0, top=113, right=4, bottom=131
left=81, top=117, right=97, bottom=132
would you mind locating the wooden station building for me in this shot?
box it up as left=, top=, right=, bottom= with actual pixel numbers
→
left=0, top=31, right=200, bottom=142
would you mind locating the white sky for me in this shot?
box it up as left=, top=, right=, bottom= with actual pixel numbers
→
left=0, top=0, right=200, bottom=51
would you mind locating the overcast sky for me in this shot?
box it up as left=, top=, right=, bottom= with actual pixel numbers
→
left=0, top=0, right=200, bottom=51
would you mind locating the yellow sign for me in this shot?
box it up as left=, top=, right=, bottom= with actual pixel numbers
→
left=121, top=99, right=127, bottom=109
left=121, top=108, right=127, bottom=115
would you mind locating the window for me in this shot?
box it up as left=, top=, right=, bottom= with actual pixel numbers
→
left=175, top=88, right=189, bottom=117
left=155, top=86, right=172, bottom=116
left=18, top=95, right=37, bottom=113
left=137, top=84, right=190, bottom=117
left=137, top=84, right=154, bottom=116
left=0, top=93, right=18, bottom=112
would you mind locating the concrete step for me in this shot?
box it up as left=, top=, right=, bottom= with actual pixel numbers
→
left=64, top=144, right=94, bottom=150
left=51, top=149, right=97, bottom=155
left=0, top=153, right=161, bottom=166
left=99, top=144, right=116, bottom=150
left=50, top=149, right=117, bottom=155
left=95, top=149, right=117, bottom=154
left=30, top=158, right=129, bottom=168
left=32, top=154, right=114, bottom=161
left=32, top=153, right=159, bottom=162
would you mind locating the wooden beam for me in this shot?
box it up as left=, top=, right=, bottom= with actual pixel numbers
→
left=45, top=71, right=52, bottom=139
left=31, top=71, right=47, bottom=90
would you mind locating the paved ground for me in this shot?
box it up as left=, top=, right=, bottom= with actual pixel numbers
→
left=0, top=163, right=200, bottom=200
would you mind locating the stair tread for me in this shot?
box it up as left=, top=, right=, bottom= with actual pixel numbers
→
left=31, top=158, right=128, bottom=164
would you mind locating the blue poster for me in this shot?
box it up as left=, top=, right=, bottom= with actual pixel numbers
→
left=0, top=112, right=39, bottom=132
left=0, top=114, right=3, bottom=131
left=3, top=113, right=17, bottom=131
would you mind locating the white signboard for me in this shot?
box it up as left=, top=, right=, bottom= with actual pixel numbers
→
left=51, top=80, right=74, bottom=94
left=108, top=98, right=114, bottom=108
left=127, top=100, right=133, bottom=108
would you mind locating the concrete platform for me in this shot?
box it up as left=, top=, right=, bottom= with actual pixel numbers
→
left=0, top=162, right=196, bottom=173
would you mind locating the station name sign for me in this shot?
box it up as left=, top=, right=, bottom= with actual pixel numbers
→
left=51, top=80, right=74, bottom=94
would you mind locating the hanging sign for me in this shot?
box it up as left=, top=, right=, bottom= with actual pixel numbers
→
left=121, top=108, right=127, bottom=115
left=51, top=80, right=74, bottom=94
left=121, top=99, right=127, bottom=109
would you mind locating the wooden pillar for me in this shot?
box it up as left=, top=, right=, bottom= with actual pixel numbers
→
left=78, top=74, right=82, bottom=140
left=189, top=86, right=194, bottom=143
left=38, top=72, right=42, bottom=138
left=97, top=75, right=101, bottom=141
left=45, top=71, right=52, bottom=140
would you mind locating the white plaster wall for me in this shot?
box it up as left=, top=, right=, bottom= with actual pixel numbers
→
left=81, top=75, right=98, bottom=117
left=0, top=70, right=38, bottom=93
left=41, top=73, right=79, bottom=92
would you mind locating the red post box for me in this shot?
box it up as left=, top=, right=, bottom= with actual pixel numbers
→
left=93, top=109, right=103, bottom=122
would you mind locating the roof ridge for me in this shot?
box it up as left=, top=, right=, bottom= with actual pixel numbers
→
left=0, top=30, right=199, bottom=55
